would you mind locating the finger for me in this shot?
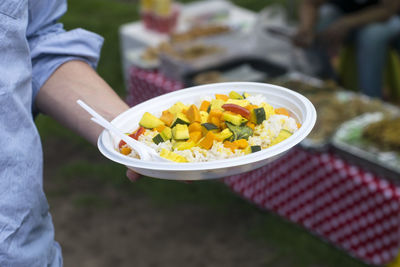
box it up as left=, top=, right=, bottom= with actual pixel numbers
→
left=126, top=169, right=141, bottom=182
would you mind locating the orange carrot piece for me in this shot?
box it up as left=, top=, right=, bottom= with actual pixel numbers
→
left=223, top=140, right=239, bottom=152
left=160, top=110, right=174, bottom=126
left=188, top=122, right=202, bottom=133
left=186, top=104, right=201, bottom=123
left=275, top=107, right=290, bottom=116
left=189, top=131, right=203, bottom=143
left=233, top=139, right=248, bottom=149
left=199, top=100, right=210, bottom=112
left=199, top=131, right=215, bottom=150
left=215, top=94, right=229, bottom=101
left=155, top=124, right=166, bottom=132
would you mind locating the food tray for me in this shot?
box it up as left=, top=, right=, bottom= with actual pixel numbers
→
left=182, top=57, right=287, bottom=87
left=269, top=73, right=397, bottom=152
left=159, top=30, right=256, bottom=81
left=331, top=113, right=400, bottom=184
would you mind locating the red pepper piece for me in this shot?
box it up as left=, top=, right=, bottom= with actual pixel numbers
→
left=222, top=104, right=250, bottom=119
left=118, top=126, right=146, bottom=148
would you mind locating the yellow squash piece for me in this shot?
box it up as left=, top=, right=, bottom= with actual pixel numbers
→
left=139, top=112, right=165, bottom=129
left=174, top=140, right=196, bottom=150
left=160, top=149, right=188, bottom=162
left=270, top=129, right=292, bottom=146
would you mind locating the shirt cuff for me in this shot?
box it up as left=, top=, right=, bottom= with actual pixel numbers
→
left=30, top=28, right=104, bottom=111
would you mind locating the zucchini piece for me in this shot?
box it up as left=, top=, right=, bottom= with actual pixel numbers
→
left=139, top=112, right=165, bottom=129
left=223, top=112, right=247, bottom=126
left=160, top=127, right=172, bottom=140
left=251, top=107, right=266, bottom=124
left=242, top=92, right=250, bottom=99
left=229, top=91, right=244, bottom=100
left=201, top=122, right=219, bottom=136
left=210, top=99, right=225, bottom=111
left=250, top=145, right=261, bottom=153
left=171, top=112, right=190, bottom=128
left=200, top=111, right=209, bottom=124
left=201, top=123, right=219, bottom=131
left=168, top=102, right=187, bottom=115
left=214, top=128, right=233, bottom=141
left=152, top=134, right=165, bottom=145
left=152, top=127, right=172, bottom=144
left=172, top=124, right=190, bottom=140
left=270, top=129, right=292, bottom=146
left=225, top=99, right=250, bottom=107
left=226, top=122, right=253, bottom=141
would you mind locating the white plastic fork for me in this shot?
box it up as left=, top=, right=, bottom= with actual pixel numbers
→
left=76, top=100, right=170, bottom=162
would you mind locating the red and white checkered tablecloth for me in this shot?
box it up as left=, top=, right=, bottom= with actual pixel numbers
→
left=127, top=67, right=400, bottom=266
left=224, top=148, right=400, bottom=266
left=127, top=67, right=183, bottom=107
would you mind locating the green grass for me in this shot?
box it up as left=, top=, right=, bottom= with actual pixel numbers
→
left=35, top=0, right=371, bottom=266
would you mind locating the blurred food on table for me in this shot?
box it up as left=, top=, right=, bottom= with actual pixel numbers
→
left=363, top=117, right=400, bottom=152
left=170, top=24, right=231, bottom=43
left=270, top=77, right=393, bottom=148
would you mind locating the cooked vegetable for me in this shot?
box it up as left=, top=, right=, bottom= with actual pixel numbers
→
left=225, top=99, right=250, bottom=107
left=171, top=112, right=190, bottom=128
left=160, top=149, right=188, bottom=162
left=160, top=110, right=175, bottom=126
left=251, top=107, right=266, bottom=124
left=152, top=134, right=165, bottom=145
left=120, top=146, right=132, bottom=155
left=222, top=103, right=250, bottom=119
left=226, top=122, right=253, bottom=141
left=172, top=124, right=189, bottom=140
left=210, top=99, right=225, bottom=111
left=188, top=122, right=202, bottom=133
left=189, top=131, right=203, bottom=143
left=275, top=107, right=290, bottom=116
left=214, top=128, right=233, bottom=141
left=215, top=94, right=229, bottom=101
left=152, top=127, right=172, bottom=144
left=173, top=140, right=196, bottom=150
left=198, top=131, right=216, bottom=150
left=186, top=104, right=201, bottom=123
left=201, top=123, right=219, bottom=135
left=200, top=111, right=209, bottom=123
left=168, top=101, right=187, bottom=114
left=223, top=112, right=247, bottom=126
left=139, top=112, right=165, bottom=129
left=229, top=91, right=243, bottom=100
left=251, top=145, right=261, bottom=153
left=270, top=129, right=292, bottom=146
left=199, top=100, right=210, bottom=112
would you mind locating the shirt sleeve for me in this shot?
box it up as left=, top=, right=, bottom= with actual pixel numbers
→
left=27, top=1, right=104, bottom=106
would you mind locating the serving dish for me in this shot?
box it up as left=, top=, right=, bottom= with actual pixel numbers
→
left=269, top=73, right=395, bottom=151
left=331, top=112, right=400, bottom=184
left=98, top=82, right=316, bottom=180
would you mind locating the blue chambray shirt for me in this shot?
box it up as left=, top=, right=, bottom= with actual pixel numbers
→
left=0, top=0, right=103, bottom=266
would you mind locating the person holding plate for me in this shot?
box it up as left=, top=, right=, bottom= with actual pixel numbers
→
left=0, top=0, right=139, bottom=266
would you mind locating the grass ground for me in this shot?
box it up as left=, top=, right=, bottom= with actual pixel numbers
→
left=36, top=0, right=372, bottom=266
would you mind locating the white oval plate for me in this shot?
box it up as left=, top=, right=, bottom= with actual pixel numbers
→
left=98, top=82, right=316, bottom=180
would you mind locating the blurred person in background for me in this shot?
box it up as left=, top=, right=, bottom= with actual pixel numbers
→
left=0, top=0, right=138, bottom=266
left=293, top=0, right=400, bottom=98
